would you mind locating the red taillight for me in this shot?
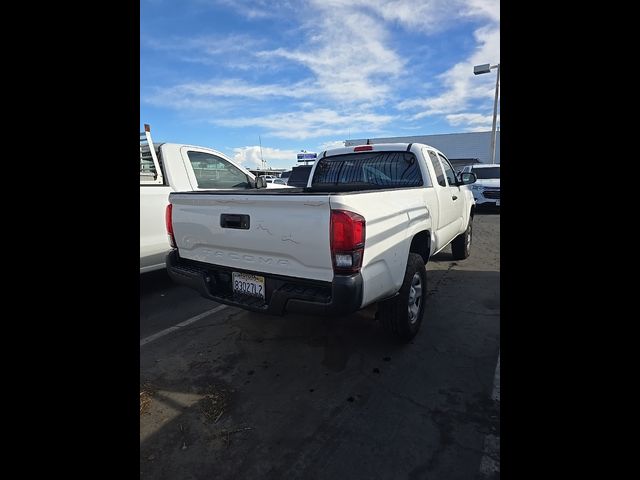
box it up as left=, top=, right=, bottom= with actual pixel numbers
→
left=354, top=145, right=373, bottom=152
left=330, top=210, right=365, bottom=274
left=165, top=204, right=176, bottom=248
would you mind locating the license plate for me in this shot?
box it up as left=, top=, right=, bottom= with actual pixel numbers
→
left=232, top=272, right=265, bottom=299
left=496, top=200, right=500, bottom=206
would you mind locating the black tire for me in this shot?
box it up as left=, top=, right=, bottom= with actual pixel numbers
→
left=378, top=253, right=427, bottom=342
left=451, top=218, right=472, bottom=260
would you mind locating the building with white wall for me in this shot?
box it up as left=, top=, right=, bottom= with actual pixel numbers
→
left=345, top=131, right=500, bottom=170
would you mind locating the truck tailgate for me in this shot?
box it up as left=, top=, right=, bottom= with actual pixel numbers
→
left=170, top=193, right=333, bottom=282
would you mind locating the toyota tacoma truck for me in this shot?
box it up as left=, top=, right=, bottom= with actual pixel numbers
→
left=166, top=143, right=477, bottom=341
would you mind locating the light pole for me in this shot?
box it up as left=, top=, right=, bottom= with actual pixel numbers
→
left=473, top=63, right=500, bottom=164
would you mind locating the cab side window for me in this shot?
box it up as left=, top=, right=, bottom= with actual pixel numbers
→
left=427, top=150, right=447, bottom=187
left=438, top=153, right=458, bottom=187
left=419, top=148, right=433, bottom=187
left=186, top=151, right=250, bottom=189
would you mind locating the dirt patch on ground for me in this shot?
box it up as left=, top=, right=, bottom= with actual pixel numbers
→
left=200, top=384, right=231, bottom=423
left=140, top=383, right=156, bottom=415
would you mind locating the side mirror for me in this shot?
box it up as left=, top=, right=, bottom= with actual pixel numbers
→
left=459, top=172, right=477, bottom=185
left=255, top=176, right=267, bottom=189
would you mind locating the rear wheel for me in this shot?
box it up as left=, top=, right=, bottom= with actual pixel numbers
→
left=451, top=218, right=472, bottom=260
left=378, top=253, right=427, bottom=342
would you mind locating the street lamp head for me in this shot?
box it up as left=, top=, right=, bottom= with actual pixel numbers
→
left=472, top=62, right=500, bottom=164
left=473, top=63, right=492, bottom=75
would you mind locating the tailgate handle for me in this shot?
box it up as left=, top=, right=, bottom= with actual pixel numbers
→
left=220, top=214, right=250, bottom=230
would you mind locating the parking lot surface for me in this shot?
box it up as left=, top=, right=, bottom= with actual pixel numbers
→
left=140, top=212, right=500, bottom=480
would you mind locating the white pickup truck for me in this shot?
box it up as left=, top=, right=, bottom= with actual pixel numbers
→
left=140, top=125, right=281, bottom=273
left=166, top=143, right=477, bottom=341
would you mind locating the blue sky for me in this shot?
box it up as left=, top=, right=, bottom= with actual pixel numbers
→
left=141, top=0, right=500, bottom=170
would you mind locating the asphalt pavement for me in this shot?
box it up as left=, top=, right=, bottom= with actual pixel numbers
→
left=140, top=212, right=500, bottom=480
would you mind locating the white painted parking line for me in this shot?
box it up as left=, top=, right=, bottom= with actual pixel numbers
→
left=478, top=352, right=500, bottom=478
left=491, top=354, right=500, bottom=402
left=140, top=305, right=228, bottom=347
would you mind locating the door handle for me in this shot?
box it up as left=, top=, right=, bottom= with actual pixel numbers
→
left=452, top=195, right=458, bottom=200
left=220, top=214, right=250, bottom=229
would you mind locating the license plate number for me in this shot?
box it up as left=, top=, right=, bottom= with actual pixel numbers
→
left=496, top=199, right=500, bottom=206
left=232, top=272, right=265, bottom=299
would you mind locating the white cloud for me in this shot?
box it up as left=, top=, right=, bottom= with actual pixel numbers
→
left=395, top=2, right=500, bottom=129
left=257, top=8, right=404, bottom=104
left=309, top=0, right=465, bottom=32
left=220, top=0, right=499, bottom=130
left=151, top=79, right=317, bottom=106
left=142, top=33, right=275, bottom=70
left=318, top=140, right=345, bottom=150
left=145, top=89, right=234, bottom=111
left=232, top=145, right=300, bottom=168
left=145, top=0, right=500, bottom=136
left=204, top=0, right=278, bottom=19
left=215, top=108, right=396, bottom=140
left=142, top=33, right=260, bottom=56
left=462, top=0, right=500, bottom=22
left=305, top=0, right=500, bottom=34
left=201, top=81, right=309, bottom=99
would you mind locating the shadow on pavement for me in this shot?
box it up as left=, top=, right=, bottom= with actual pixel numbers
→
left=474, top=206, right=500, bottom=215
left=140, top=269, right=174, bottom=297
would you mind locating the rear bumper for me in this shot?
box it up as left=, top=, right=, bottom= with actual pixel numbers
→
left=166, top=250, right=363, bottom=316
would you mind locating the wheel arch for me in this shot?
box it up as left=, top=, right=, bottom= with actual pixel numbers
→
left=409, top=230, right=431, bottom=265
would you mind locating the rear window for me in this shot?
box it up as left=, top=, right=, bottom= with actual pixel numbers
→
left=287, top=166, right=313, bottom=187
left=311, top=151, right=423, bottom=190
left=472, top=166, right=500, bottom=179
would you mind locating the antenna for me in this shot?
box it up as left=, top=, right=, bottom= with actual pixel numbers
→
left=259, top=136, right=265, bottom=170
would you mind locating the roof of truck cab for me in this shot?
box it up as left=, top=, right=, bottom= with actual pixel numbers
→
left=470, top=163, right=501, bottom=168
left=156, top=142, right=240, bottom=161
left=323, top=142, right=442, bottom=158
